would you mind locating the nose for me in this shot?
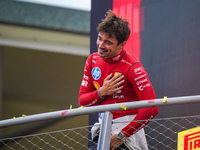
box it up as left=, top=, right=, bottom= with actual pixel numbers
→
left=98, top=41, right=105, bottom=49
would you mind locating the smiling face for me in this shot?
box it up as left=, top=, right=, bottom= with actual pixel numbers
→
left=96, top=32, right=126, bottom=58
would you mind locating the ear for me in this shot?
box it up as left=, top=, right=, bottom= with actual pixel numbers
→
left=119, top=41, right=126, bottom=49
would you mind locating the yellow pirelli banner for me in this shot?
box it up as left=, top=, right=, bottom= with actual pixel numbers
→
left=177, top=126, right=200, bottom=150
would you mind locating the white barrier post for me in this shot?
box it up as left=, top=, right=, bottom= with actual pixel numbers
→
left=97, top=111, right=113, bottom=150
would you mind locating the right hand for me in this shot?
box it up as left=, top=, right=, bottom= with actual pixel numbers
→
left=98, top=73, right=125, bottom=97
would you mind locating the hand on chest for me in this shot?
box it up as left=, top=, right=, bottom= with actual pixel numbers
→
left=91, top=64, right=126, bottom=90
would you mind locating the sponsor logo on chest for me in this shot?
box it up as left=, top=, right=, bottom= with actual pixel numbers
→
left=92, top=67, right=101, bottom=80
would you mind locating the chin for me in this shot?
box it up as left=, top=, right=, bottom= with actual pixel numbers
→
left=98, top=53, right=106, bottom=58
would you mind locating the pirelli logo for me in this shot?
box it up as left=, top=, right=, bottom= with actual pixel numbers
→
left=178, top=126, right=200, bottom=150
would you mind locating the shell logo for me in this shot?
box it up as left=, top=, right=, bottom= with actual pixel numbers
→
left=93, top=81, right=100, bottom=89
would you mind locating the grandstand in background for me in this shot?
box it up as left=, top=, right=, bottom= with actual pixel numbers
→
left=0, top=0, right=90, bottom=139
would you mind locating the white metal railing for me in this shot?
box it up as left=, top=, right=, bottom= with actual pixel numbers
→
left=1, top=95, right=200, bottom=128
left=0, top=95, right=200, bottom=149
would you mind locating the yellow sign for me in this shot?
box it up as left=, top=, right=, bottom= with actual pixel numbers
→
left=177, top=126, right=200, bottom=150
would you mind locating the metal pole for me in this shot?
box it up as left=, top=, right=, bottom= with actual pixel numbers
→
left=1, top=95, right=200, bottom=128
left=97, top=111, right=113, bottom=150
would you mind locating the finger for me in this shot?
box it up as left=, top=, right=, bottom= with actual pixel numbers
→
left=114, top=79, right=125, bottom=87
left=114, top=72, right=122, bottom=77
left=105, top=73, right=113, bottom=81
left=111, top=145, right=117, bottom=150
left=108, top=73, right=120, bottom=82
left=111, top=78, right=124, bottom=88
left=111, top=73, right=122, bottom=81
left=111, top=75, right=124, bottom=84
left=113, top=86, right=123, bottom=93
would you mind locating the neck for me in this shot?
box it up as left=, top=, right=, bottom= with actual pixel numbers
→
left=103, top=49, right=125, bottom=63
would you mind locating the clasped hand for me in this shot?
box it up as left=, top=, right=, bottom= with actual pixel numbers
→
left=98, top=73, right=125, bottom=98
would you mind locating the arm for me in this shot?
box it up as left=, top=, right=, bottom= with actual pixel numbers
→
left=121, top=62, right=159, bottom=137
left=79, top=55, right=102, bottom=107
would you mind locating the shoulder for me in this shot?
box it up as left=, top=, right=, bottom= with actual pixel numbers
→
left=125, top=51, right=139, bottom=62
left=123, top=51, right=146, bottom=74
left=86, top=52, right=98, bottom=62
left=87, top=52, right=99, bottom=60
left=85, top=52, right=102, bottom=69
left=121, top=51, right=140, bottom=67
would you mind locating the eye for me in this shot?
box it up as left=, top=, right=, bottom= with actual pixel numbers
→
left=106, top=41, right=112, bottom=45
left=98, top=36, right=102, bottom=41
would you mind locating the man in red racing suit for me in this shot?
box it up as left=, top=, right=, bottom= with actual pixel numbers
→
left=79, top=10, right=158, bottom=150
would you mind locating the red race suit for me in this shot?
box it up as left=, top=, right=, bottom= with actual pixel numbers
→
left=79, top=49, right=159, bottom=137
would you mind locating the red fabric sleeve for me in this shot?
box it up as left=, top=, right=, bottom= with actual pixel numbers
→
left=122, top=63, right=159, bottom=137
left=78, top=55, right=102, bottom=107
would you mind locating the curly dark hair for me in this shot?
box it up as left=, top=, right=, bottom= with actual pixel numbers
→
left=97, top=10, right=130, bottom=45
